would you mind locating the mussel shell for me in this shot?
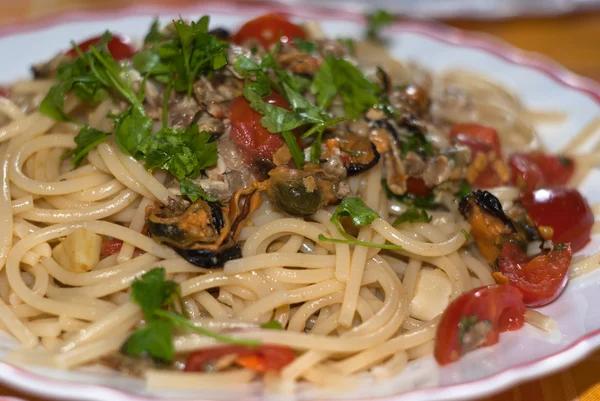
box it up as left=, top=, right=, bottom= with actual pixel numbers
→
left=345, top=142, right=381, bottom=176
left=175, top=243, right=242, bottom=269
left=268, top=178, right=323, bottom=217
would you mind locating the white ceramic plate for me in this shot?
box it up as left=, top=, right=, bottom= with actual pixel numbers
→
left=1, top=3, right=600, bottom=401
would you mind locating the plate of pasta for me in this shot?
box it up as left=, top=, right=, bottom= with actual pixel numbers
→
left=0, top=3, right=599, bottom=401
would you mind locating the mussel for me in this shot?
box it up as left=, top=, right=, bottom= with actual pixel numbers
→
left=266, top=163, right=348, bottom=217
left=459, top=190, right=539, bottom=264
left=320, top=135, right=381, bottom=177
left=146, top=188, right=261, bottom=268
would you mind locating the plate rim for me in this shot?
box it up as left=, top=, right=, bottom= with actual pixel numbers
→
left=0, top=2, right=599, bottom=401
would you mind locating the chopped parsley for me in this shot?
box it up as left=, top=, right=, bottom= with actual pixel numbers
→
left=457, top=180, right=472, bottom=199
left=61, top=126, right=111, bottom=168
left=393, top=206, right=432, bottom=226
left=294, top=38, right=317, bottom=55
left=318, top=198, right=402, bottom=250
left=382, top=180, right=437, bottom=209
left=260, top=320, right=283, bottom=330
left=461, top=229, right=472, bottom=240
left=179, top=178, right=220, bottom=204
left=366, top=10, right=395, bottom=42
left=121, top=268, right=259, bottom=362
left=311, top=56, right=381, bottom=118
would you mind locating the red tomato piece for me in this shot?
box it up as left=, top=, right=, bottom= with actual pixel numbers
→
left=406, top=177, right=432, bottom=196
left=450, top=123, right=502, bottom=156
left=434, top=284, right=525, bottom=365
left=101, top=238, right=123, bottom=256
left=520, top=187, right=594, bottom=252
left=509, top=153, right=545, bottom=192
left=509, top=153, right=574, bottom=191
left=184, top=345, right=295, bottom=373
left=473, top=164, right=505, bottom=189
left=233, top=13, right=307, bottom=49
left=66, top=35, right=135, bottom=61
left=498, top=243, right=572, bottom=307
left=0, top=87, right=9, bottom=98
left=230, top=93, right=296, bottom=162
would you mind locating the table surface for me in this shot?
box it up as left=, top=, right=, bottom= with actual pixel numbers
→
left=0, top=3, right=600, bottom=401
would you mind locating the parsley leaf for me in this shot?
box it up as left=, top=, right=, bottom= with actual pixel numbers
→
left=311, top=57, right=381, bottom=118
left=319, top=198, right=402, bottom=250
left=112, top=104, right=153, bottom=158
left=179, top=178, right=220, bottom=204
left=144, top=18, right=166, bottom=46
left=366, top=10, right=395, bottom=42
left=140, top=125, right=217, bottom=180
left=260, top=320, right=283, bottom=330
left=39, top=80, right=75, bottom=121
left=382, top=179, right=437, bottom=209
left=457, top=180, right=472, bottom=199
left=130, top=268, right=180, bottom=321
left=62, top=126, right=110, bottom=167
left=157, top=16, right=229, bottom=97
left=392, top=206, right=432, bottom=226
left=121, top=319, right=174, bottom=362
left=294, top=38, right=317, bottom=55
left=123, top=267, right=260, bottom=363
left=332, top=197, right=380, bottom=227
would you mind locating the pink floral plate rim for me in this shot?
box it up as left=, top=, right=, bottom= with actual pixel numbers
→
left=0, top=2, right=599, bottom=401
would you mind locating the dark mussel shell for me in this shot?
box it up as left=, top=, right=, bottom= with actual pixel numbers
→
left=146, top=188, right=261, bottom=268
left=459, top=190, right=515, bottom=231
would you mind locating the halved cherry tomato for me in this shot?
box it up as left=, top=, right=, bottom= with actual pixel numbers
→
left=66, top=35, right=135, bottom=61
left=520, top=187, right=594, bottom=252
left=184, top=345, right=295, bottom=373
left=450, top=123, right=507, bottom=188
left=230, top=93, right=297, bottom=162
left=406, top=177, right=432, bottom=196
left=233, top=13, right=306, bottom=49
left=101, top=238, right=123, bottom=256
left=509, top=153, right=574, bottom=191
left=450, top=123, right=502, bottom=156
left=498, top=242, right=572, bottom=307
left=434, top=284, right=525, bottom=365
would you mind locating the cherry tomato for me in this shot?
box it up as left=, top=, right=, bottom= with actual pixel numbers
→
left=510, top=153, right=574, bottom=191
left=230, top=93, right=297, bottom=162
left=233, top=13, right=307, bottom=49
left=434, top=284, right=525, bottom=365
left=450, top=123, right=502, bottom=156
left=406, top=177, right=432, bottom=196
left=520, top=187, right=594, bottom=252
left=498, top=243, right=572, bottom=307
left=66, top=35, right=135, bottom=61
left=509, top=153, right=545, bottom=192
left=101, top=238, right=123, bottom=256
left=450, top=123, right=507, bottom=188
left=184, top=345, right=295, bottom=373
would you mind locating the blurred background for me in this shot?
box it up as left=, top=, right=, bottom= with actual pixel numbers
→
left=1, top=1, right=600, bottom=401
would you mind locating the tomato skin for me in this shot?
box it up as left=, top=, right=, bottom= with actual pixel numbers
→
left=498, top=243, right=572, bottom=307
left=101, top=238, right=123, bottom=256
left=450, top=123, right=507, bottom=188
left=233, top=13, right=306, bottom=49
left=434, top=284, right=525, bottom=366
left=520, top=187, right=594, bottom=252
left=450, top=123, right=502, bottom=156
left=66, top=35, right=135, bottom=61
left=184, top=345, right=295, bottom=373
left=509, top=153, right=574, bottom=191
left=406, top=177, right=432, bottom=196
left=230, top=93, right=294, bottom=162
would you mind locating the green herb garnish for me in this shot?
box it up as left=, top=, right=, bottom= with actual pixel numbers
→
left=122, top=268, right=259, bottom=362
left=381, top=180, right=437, bottom=209
left=294, top=38, right=317, bottom=55
left=179, top=178, right=220, bottom=204
left=461, top=229, right=472, bottom=240
left=61, top=126, right=111, bottom=168
left=260, top=320, right=283, bottom=330
left=366, top=10, right=395, bottom=42
left=393, top=206, right=432, bottom=226
left=318, top=198, right=402, bottom=250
